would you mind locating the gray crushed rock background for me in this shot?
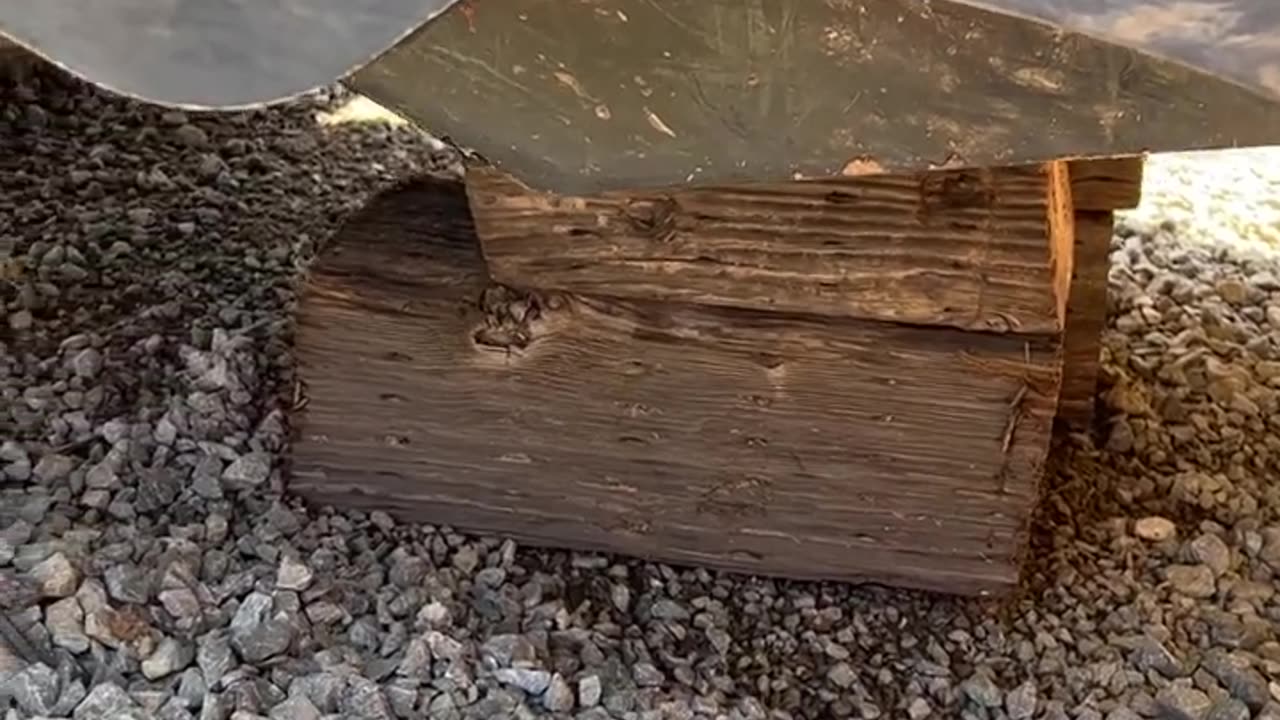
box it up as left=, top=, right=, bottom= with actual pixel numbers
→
left=4, top=61, right=1280, bottom=720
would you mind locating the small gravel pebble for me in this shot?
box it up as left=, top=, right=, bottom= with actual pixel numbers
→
left=29, top=552, right=78, bottom=597
left=1166, top=564, right=1217, bottom=598
left=1006, top=680, right=1038, bottom=719
left=1191, top=533, right=1232, bottom=576
left=142, top=636, right=196, bottom=680
left=1134, top=516, right=1177, bottom=541
left=275, top=555, right=313, bottom=591
left=1158, top=685, right=1214, bottom=720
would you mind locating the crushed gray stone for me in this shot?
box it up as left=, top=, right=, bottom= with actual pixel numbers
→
left=5, top=57, right=1280, bottom=720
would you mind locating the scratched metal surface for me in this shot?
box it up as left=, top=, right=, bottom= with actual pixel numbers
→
left=2, top=0, right=1280, bottom=191
left=352, top=0, right=1280, bottom=193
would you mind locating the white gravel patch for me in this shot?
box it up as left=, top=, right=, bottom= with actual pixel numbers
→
left=1120, top=147, right=1280, bottom=254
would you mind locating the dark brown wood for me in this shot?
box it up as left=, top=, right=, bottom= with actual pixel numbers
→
left=0, top=37, right=35, bottom=82
left=1068, top=157, right=1146, bottom=211
left=1056, top=210, right=1116, bottom=429
left=1054, top=157, right=1142, bottom=428
left=467, top=163, right=1073, bottom=334
left=291, top=178, right=1065, bottom=596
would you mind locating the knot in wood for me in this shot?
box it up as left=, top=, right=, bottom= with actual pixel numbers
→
left=920, top=170, right=996, bottom=211
left=982, top=312, right=1022, bottom=333
left=622, top=196, right=679, bottom=242
left=473, top=284, right=544, bottom=350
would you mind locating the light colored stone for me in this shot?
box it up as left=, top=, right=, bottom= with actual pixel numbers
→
left=1134, top=516, right=1177, bottom=542
left=45, top=596, right=88, bottom=653
left=1191, top=533, right=1232, bottom=576
left=30, top=552, right=79, bottom=598
left=828, top=662, right=858, bottom=689
left=141, top=636, right=194, bottom=680
left=542, top=673, right=575, bottom=713
left=1166, top=564, right=1216, bottom=598
left=275, top=555, right=313, bottom=591
left=1006, top=680, right=1038, bottom=720
left=578, top=675, right=602, bottom=708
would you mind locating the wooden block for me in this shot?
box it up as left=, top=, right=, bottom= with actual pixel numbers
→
left=0, top=38, right=36, bottom=82
left=467, top=163, right=1072, bottom=334
left=1057, top=211, right=1116, bottom=428
left=292, top=178, right=1065, bottom=597
left=1067, top=157, right=1145, bottom=211
left=1050, top=157, right=1141, bottom=427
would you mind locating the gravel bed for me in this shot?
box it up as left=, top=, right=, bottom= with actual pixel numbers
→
left=5, top=62, right=1280, bottom=720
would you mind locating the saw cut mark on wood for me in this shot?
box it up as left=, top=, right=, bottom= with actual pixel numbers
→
left=467, top=163, right=1071, bottom=335
left=292, top=177, right=1066, bottom=597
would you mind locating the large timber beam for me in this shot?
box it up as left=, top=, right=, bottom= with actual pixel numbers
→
left=290, top=160, right=1096, bottom=596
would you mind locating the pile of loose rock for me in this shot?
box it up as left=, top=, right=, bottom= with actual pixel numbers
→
left=4, top=61, right=1280, bottom=720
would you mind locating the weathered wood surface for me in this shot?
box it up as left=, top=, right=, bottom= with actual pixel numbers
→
left=1056, top=157, right=1143, bottom=428
left=1057, top=210, right=1118, bottom=429
left=291, top=178, right=1064, bottom=596
left=468, top=163, right=1074, bottom=334
left=1068, top=157, right=1145, bottom=212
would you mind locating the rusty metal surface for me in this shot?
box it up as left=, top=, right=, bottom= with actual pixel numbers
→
left=353, top=0, right=1280, bottom=194
left=2, top=0, right=1280, bottom=191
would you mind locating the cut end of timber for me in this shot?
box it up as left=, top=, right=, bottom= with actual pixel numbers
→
left=1056, top=156, right=1145, bottom=430
left=1047, top=160, right=1077, bottom=330
left=291, top=175, right=1070, bottom=598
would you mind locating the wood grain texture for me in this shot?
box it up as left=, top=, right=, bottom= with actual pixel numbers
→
left=291, top=179, right=1065, bottom=596
left=1067, top=157, right=1146, bottom=211
left=467, top=164, right=1067, bottom=334
left=1047, top=161, right=1075, bottom=329
left=1057, top=210, right=1116, bottom=428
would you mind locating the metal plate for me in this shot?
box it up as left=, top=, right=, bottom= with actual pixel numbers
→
left=3, top=0, right=1279, bottom=109
left=352, top=0, right=1280, bottom=194
left=3, top=0, right=1280, bottom=192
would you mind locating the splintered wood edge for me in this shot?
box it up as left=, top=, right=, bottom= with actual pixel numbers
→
left=1046, top=161, right=1076, bottom=331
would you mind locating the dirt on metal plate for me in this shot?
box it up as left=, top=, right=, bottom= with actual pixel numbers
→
left=3, top=0, right=1280, bottom=192
left=353, top=0, right=1280, bottom=194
